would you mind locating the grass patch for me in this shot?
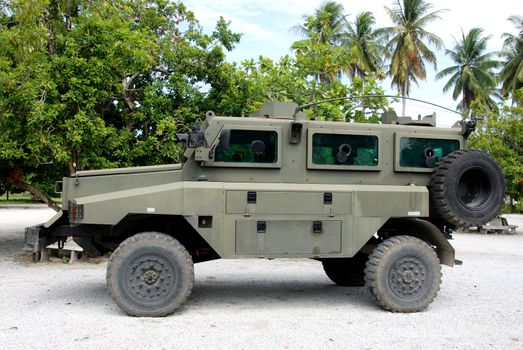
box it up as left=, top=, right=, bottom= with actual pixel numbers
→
left=0, top=192, right=61, bottom=206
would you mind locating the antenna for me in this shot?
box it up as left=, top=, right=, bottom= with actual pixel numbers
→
left=295, top=95, right=463, bottom=116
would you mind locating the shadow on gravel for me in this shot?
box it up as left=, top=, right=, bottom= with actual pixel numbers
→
left=32, top=278, right=374, bottom=315
left=0, top=233, right=23, bottom=253
left=189, top=279, right=372, bottom=311
left=33, top=281, right=112, bottom=309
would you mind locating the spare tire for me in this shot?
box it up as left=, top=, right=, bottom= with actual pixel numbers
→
left=430, top=149, right=505, bottom=228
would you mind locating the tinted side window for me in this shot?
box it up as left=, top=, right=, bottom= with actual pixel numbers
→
left=312, top=134, right=378, bottom=166
left=215, top=130, right=277, bottom=163
left=399, top=138, right=460, bottom=168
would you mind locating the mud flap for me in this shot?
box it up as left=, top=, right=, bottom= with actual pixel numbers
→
left=24, top=225, right=44, bottom=263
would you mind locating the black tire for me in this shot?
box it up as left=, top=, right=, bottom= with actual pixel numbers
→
left=322, top=253, right=367, bottom=287
left=365, top=236, right=441, bottom=313
left=430, top=149, right=505, bottom=228
left=106, top=232, right=194, bottom=317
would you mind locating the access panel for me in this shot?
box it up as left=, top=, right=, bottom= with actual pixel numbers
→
left=235, top=219, right=342, bottom=256
left=226, top=190, right=351, bottom=215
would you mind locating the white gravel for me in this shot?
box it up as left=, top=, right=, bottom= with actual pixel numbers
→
left=1, top=207, right=523, bottom=350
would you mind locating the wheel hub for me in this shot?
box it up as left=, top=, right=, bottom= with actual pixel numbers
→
left=143, top=270, right=159, bottom=285
left=389, top=256, right=427, bottom=299
left=125, top=255, right=175, bottom=301
left=401, top=270, right=415, bottom=283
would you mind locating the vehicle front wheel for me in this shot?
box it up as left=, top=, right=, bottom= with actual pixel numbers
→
left=365, top=236, right=441, bottom=313
left=106, top=232, right=194, bottom=317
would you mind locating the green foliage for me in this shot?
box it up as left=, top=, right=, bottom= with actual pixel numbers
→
left=501, top=202, right=523, bottom=214
left=292, top=38, right=351, bottom=84
left=0, top=0, right=241, bottom=201
left=210, top=54, right=389, bottom=123
left=468, top=94, right=523, bottom=203
left=291, top=1, right=353, bottom=84
left=342, top=11, right=384, bottom=79
left=291, top=1, right=348, bottom=46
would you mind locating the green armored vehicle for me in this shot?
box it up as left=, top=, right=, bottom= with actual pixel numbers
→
left=25, top=101, right=505, bottom=316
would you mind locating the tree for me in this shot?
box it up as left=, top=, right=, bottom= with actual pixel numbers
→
left=383, top=0, right=445, bottom=115
left=436, top=28, right=500, bottom=113
left=0, top=0, right=240, bottom=209
left=342, top=11, right=384, bottom=79
left=291, top=1, right=351, bottom=83
left=500, top=15, right=523, bottom=104
left=292, top=36, right=353, bottom=85
left=292, top=1, right=347, bottom=45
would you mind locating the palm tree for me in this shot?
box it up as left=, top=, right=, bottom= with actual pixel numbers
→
left=342, top=11, right=384, bottom=79
left=383, top=0, right=445, bottom=115
left=436, top=28, right=500, bottom=113
left=500, top=15, right=523, bottom=102
left=292, top=1, right=347, bottom=45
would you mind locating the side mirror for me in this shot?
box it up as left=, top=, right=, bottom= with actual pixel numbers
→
left=219, top=129, right=231, bottom=149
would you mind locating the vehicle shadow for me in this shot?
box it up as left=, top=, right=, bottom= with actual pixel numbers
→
left=188, top=278, right=373, bottom=311
left=41, top=277, right=375, bottom=315
left=33, top=280, right=115, bottom=312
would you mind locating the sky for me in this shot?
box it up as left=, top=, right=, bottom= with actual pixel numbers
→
left=183, top=0, right=521, bottom=127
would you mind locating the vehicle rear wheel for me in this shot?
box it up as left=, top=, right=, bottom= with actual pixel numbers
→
left=430, top=149, right=505, bottom=227
left=322, top=253, right=367, bottom=287
left=365, top=235, right=441, bottom=313
left=106, top=232, right=194, bottom=317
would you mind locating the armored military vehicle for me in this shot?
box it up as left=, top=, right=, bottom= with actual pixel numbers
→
left=25, top=101, right=505, bottom=316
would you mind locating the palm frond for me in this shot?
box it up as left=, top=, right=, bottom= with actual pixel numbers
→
left=436, top=65, right=459, bottom=80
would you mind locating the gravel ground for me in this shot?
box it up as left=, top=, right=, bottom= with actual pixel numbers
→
left=0, top=208, right=522, bottom=350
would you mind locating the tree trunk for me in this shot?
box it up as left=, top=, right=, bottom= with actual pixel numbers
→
left=402, top=77, right=408, bottom=116
left=16, top=181, right=61, bottom=212
left=66, top=0, right=72, bottom=31
left=4, top=169, right=61, bottom=212
left=45, top=6, right=56, bottom=55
